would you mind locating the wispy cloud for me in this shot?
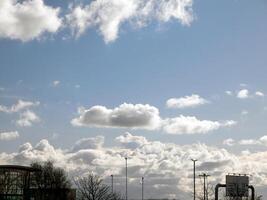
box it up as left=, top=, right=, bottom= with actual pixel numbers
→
left=0, top=100, right=40, bottom=113
left=16, top=110, right=40, bottom=127
left=0, top=131, right=19, bottom=141
left=67, top=0, right=194, bottom=43
left=52, top=80, right=60, bottom=87
left=166, top=94, right=209, bottom=109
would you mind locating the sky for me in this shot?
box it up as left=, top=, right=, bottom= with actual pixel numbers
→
left=0, top=0, right=267, bottom=199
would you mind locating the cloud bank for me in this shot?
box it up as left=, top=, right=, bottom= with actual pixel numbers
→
left=1, top=133, right=267, bottom=199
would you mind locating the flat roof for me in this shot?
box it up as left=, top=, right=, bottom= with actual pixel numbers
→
left=0, top=165, right=39, bottom=172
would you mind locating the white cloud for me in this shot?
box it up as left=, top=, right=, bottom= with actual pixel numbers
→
left=0, top=0, right=62, bottom=41
left=223, top=138, right=235, bottom=146
left=16, top=110, right=40, bottom=127
left=162, top=115, right=236, bottom=134
left=72, top=103, right=236, bottom=135
left=71, top=103, right=161, bottom=130
left=255, top=91, right=264, bottom=97
left=115, top=132, right=148, bottom=149
left=241, top=110, right=248, bottom=115
left=239, top=139, right=260, bottom=145
left=237, top=89, right=249, bottom=99
left=225, top=135, right=267, bottom=147
left=225, top=91, right=232, bottom=96
left=72, top=136, right=104, bottom=152
left=52, top=80, right=60, bottom=87
left=166, top=94, right=208, bottom=109
left=2, top=133, right=267, bottom=199
left=0, top=131, right=19, bottom=141
left=0, top=100, right=40, bottom=113
left=67, top=0, right=194, bottom=43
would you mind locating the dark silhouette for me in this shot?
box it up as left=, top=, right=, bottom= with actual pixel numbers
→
left=74, top=173, right=123, bottom=200
left=30, top=161, right=71, bottom=189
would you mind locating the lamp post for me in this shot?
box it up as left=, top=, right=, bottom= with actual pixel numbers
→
left=125, top=157, right=128, bottom=200
left=111, top=174, right=114, bottom=193
left=191, top=159, right=197, bottom=200
left=199, top=173, right=210, bottom=200
left=141, top=177, right=144, bottom=200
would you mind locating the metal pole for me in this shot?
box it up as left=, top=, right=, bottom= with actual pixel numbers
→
left=249, top=185, right=255, bottom=200
left=199, top=173, right=210, bottom=200
left=125, top=157, right=128, bottom=200
left=142, top=177, right=144, bottom=200
left=215, top=184, right=226, bottom=200
left=191, top=159, right=197, bottom=200
left=206, top=175, right=208, bottom=200
left=204, top=174, right=206, bottom=200
left=111, top=174, right=114, bottom=193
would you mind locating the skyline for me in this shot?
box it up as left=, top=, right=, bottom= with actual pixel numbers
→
left=1, top=0, right=267, bottom=199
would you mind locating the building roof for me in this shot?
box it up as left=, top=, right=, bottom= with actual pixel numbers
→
left=0, top=165, right=40, bottom=172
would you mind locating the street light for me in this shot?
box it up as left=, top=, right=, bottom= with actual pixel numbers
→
left=125, top=157, right=128, bottom=200
left=191, top=159, right=197, bottom=200
left=199, top=173, right=210, bottom=200
left=141, top=177, right=144, bottom=200
left=111, top=174, right=114, bottom=193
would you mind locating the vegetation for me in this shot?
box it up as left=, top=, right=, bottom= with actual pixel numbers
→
left=74, top=173, right=123, bottom=200
left=30, top=161, right=71, bottom=189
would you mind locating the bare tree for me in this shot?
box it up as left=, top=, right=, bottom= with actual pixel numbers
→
left=75, top=173, right=123, bottom=200
left=30, top=161, right=71, bottom=189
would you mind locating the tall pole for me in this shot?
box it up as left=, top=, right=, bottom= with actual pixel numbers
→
left=206, top=175, right=209, bottom=200
left=199, top=173, right=210, bottom=200
left=111, top=174, right=114, bottom=193
left=191, top=159, right=197, bottom=200
left=141, top=177, right=144, bottom=200
left=125, top=157, right=128, bottom=200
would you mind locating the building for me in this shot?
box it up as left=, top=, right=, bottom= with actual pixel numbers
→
left=0, top=165, right=76, bottom=200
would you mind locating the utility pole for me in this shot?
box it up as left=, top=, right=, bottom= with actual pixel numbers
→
left=141, top=177, right=144, bottom=200
left=199, top=173, right=210, bottom=200
left=191, top=159, right=197, bottom=200
left=125, top=157, right=128, bottom=200
left=111, top=174, right=114, bottom=193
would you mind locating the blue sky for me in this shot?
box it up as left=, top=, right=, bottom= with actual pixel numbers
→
left=0, top=0, right=267, bottom=199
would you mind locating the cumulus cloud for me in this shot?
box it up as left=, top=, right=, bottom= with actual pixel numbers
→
left=162, top=116, right=236, bottom=134
left=1, top=133, right=267, bottom=199
left=0, top=0, right=62, bottom=41
left=0, top=131, right=19, bottom=141
left=67, top=0, right=194, bottom=43
left=72, top=136, right=104, bottom=152
left=115, top=132, right=148, bottom=149
left=71, top=103, right=161, bottom=130
left=16, top=110, right=40, bottom=127
left=0, top=100, right=40, bottom=113
left=72, top=103, right=236, bottom=135
left=237, top=89, right=249, bottom=99
left=166, top=94, right=208, bottom=109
